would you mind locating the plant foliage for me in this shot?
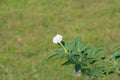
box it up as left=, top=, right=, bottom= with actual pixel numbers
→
left=48, top=36, right=120, bottom=80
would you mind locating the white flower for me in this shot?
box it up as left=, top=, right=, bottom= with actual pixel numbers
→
left=53, top=34, right=63, bottom=44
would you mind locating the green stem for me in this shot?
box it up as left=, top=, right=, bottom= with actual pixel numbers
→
left=59, top=42, right=68, bottom=53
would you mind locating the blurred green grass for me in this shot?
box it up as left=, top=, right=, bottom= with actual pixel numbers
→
left=0, top=0, right=120, bottom=80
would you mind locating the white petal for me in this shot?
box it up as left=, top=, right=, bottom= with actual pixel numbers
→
left=53, top=34, right=63, bottom=44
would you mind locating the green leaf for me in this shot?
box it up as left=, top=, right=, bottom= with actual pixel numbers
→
left=89, top=76, right=96, bottom=80
left=89, top=67, right=104, bottom=79
left=75, top=37, right=82, bottom=49
left=60, top=53, right=69, bottom=59
left=90, top=49, right=96, bottom=56
left=114, top=51, right=120, bottom=56
left=56, top=48, right=64, bottom=52
left=62, top=60, right=73, bottom=65
left=68, top=37, right=82, bottom=52
left=75, top=37, right=87, bottom=52
left=95, top=48, right=103, bottom=54
left=72, top=50, right=80, bottom=56
left=68, top=41, right=75, bottom=50
left=68, top=37, right=87, bottom=53
left=113, top=51, right=120, bottom=60
left=113, top=45, right=120, bottom=51
left=47, top=54, right=61, bottom=60
left=75, top=64, right=81, bottom=72
left=90, top=48, right=103, bottom=57
left=71, top=55, right=79, bottom=64
left=81, top=46, right=88, bottom=53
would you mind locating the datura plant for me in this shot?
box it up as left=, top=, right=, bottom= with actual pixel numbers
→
left=48, top=34, right=120, bottom=80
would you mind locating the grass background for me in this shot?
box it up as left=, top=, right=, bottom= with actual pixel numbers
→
left=0, top=0, right=120, bottom=80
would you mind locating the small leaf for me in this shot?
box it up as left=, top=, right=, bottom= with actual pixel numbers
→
left=90, top=48, right=103, bottom=57
left=55, top=48, right=64, bottom=52
left=62, top=60, right=73, bottom=65
left=90, top=49, right=96, bottom=56
left=114, top=51, right=120, bottom=56
left=113, top=45, right=120, bottom=51
left=75, top=37, right=83, bottom=52
left=47, top=54, right=61, bottom=60
left=75, top=37, right=82, bottom=47
left=72, top=50, right=80, bottom=56
left=68, top=41, right=75, bottom=50
left=95, top=48, right=103, bottom=54
left=89, top=76, right=94, bottom=80
left=60, top=54, right=69, bottom=59
left=112, top=51, right=120, bottom=60
left=71, top=55, right=79, bottom=63
left=81, top=46, right=88, bottom=53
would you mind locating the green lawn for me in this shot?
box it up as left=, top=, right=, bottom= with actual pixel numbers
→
left=0, top=0, right=120, bottom=80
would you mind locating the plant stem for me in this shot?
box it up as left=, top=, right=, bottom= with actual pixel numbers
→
left=59, top=42, right=68, bottom=53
